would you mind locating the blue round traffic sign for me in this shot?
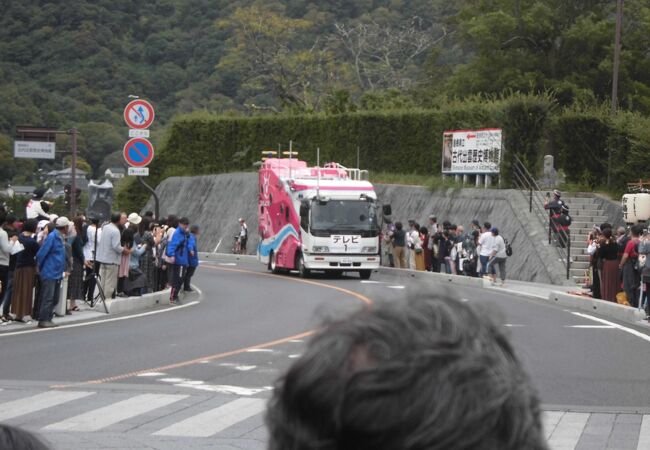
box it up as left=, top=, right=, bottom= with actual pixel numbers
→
left=123, top=138, right=154, bottom=167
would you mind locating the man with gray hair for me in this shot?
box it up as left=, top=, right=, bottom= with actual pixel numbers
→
left=267, top=295, right=548, bottom=450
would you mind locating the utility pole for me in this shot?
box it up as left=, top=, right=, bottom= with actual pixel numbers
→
left=611, top=0, right=624, bottom=114
left=608, top=0, right=624, bottom=186
left=69, top=127, right=78, bottom=217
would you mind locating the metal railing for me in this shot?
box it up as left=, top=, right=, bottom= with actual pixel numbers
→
left=511, top=155, right=571, bottom=280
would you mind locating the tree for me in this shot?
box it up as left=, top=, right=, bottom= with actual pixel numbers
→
left=330, top=17, right=448, bottom=91
left=216, top=5, right=334, bottom=110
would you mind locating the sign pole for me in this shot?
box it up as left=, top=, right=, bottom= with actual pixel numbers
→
left=70, top=127, right=78, bottom=217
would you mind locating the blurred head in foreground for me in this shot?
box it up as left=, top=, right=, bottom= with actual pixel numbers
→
left=0, top=425, right=49, bottom=450
left=267, top=295, right=548, bottom=450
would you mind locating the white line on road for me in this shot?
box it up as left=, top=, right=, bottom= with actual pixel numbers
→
left=542, top=411, right=564, bottom=440
left=388, top=286, right=405, bottom=289
left=0, top=301, right=200, bottom=337
left=637, top=415, right=650, bottom=450
left=547, top=412, right=589, bottom=449
left=246, top=348, right=274, bottom=353
left=173, top=384, right=271, bottom=396
left=572, top=312, right=650, bottom=343
left=0, top=391, right=95, bottom=422
left=503, top=324, right=525, bottom=327
left=44, top=394, right=188, bottom=432
left=137, top=372, right=167, bottom=377
left=154, top=398, right=267, bottom=437
left=360, top=280, right=384, bottom=284
left=564, top=325, right=616, bottom=329
left=218, top=263, right=237, bottom=266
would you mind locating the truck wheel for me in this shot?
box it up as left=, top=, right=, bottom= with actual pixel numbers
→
left=359, top=270, right=372, bottom=280
left=270, top=252, right=282, bottom=274
left=297, top=254, right=310, bottom=278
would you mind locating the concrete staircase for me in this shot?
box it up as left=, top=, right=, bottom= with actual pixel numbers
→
left=563, top=194, right=610, bottom=286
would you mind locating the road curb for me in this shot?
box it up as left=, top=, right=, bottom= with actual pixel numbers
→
left=546, top=291, right=647, bottom=325
left=200, top=252, right=257, bottom=262
left=106, top=288, right=172, bottom=315
left=378, top=266, right=484, bottom=288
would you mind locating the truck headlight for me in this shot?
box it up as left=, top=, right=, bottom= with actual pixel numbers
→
left=361, top=247, right=377, bottom=254
left=312, top=246, right=330, bottom=253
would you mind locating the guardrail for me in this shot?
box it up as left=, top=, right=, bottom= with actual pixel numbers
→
left=511, top=155, right=571, bottom=280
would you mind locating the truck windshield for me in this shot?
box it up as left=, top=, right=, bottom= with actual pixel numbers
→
left=311, top=200, right=379, bottom=234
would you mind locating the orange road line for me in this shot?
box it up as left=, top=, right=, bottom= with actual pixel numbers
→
left=52, top=264, right=372, bottom=388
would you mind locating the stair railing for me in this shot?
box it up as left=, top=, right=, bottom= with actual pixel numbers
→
left=511, top=155, right=571, bottom=280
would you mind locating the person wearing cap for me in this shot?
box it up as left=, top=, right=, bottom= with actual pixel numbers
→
left=35, top=216, right=69, bottom=328
left=167, top=217, right=190, bottom=304
left=487, top=227, right=508, bottom=286
left=184, top=224, right=200, bottom=292
left=238, top=218, right=248, bottom=255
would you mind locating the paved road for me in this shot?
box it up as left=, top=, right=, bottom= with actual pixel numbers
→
left=1, top=257, right=650, bottom=449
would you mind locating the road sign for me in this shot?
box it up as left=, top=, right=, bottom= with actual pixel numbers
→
left=14, top=141, right=56, bottom=159
left=124, top=99, right=155, bottom=129
left=128, top=167, right=149, bottom=176
left=128, top=129, right=150, bottom=138
left=123, top=138, right=154, bottom=167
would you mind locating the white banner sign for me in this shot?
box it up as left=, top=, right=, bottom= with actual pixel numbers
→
left=14, top=141, right=56, bottom=159
left=128, top=167, right=149, bottom=176
left=128, top=129, right=150, bottom=138
left=441, top=128, right=502, bottom=174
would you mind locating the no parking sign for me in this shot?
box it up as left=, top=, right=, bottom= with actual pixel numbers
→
left=124, top=99, right=155, bottom=130
left=123, top=137, right=154, bottom=167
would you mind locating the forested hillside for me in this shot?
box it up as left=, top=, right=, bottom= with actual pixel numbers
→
left=1, top=0, right=649, bottom=184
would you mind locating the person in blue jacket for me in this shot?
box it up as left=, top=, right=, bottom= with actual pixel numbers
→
left=183, top=224, right=200, bottom=292
left=36, top=216, right=68, bottom=328
left=166, top=216, right=189, bottom=304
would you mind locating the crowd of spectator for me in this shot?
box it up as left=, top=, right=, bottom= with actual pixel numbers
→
left=383, top=215, right=510, bottom=285
left=587, top=223, right=649, bottom=312
left=0, top=206, right=200, bottom=329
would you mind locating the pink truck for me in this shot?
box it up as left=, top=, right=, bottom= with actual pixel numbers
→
left=257, top=156, right=384, bottom=279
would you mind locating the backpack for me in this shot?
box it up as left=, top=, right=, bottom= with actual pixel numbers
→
left=504, top=238, right=513, bottom=257
left=157, top=233, right=169, bottom=268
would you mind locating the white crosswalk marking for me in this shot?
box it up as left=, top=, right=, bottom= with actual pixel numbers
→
left=547, top=412, right=589, bottom=450
left=0, top=391, right=95, bottom=422
left=43, top=394, right=188, bottom=432
left=542, top=411, right=564, bottom=440
left=637, top=415, right=650, bottom=450
left=153, top=397, right=267, bottom=437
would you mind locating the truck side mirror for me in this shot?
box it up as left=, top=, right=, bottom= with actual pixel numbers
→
left=383, top=204, right=392, bottom=216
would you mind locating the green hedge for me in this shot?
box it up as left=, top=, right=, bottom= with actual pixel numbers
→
left=117, top=94, right=649, bottom=212
left=146, top=93, right=552, bottom=185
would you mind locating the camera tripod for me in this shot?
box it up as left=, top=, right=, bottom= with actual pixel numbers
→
left=83, top=222, right=109, bottom=314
